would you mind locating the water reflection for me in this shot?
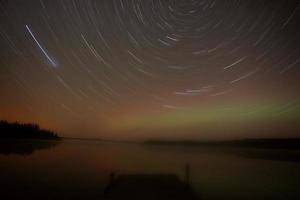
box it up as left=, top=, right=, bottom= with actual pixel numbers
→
left=235, top=149, right=300, bottom=163
left=0, top=140, right=60, bottom=155
left=0, top=140, right=299, bottom=199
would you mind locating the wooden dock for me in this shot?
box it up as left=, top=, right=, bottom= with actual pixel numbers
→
left=103, top=173, right=199, bottom=200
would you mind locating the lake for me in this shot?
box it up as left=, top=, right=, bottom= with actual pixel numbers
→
left=0, top=139, right=300, bottom=200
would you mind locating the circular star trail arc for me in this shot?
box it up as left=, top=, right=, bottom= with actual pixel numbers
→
left=0, top=0, right=300, bottom=140
left=25, top=24, right=57, bottom=68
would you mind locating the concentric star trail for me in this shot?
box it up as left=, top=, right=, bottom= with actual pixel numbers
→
left=0, top=0, right=299, bottom=140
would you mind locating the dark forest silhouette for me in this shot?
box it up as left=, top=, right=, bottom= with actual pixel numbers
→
left=145, top=138, right=300, bottom=149
left=0, top=120, right=60, bottom=155
left=145, top=138, right=300, bottom=163
left=0, top=120, right=59, bottom=140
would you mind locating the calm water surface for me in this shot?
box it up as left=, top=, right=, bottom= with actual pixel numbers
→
left=0, top=139, right=299, bottom=200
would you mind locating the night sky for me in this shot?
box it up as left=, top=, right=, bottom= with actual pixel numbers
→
left=0, top=0, right=300, bottom=140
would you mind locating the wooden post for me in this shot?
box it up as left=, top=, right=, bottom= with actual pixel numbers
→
left=110, top=172, right=115, bottom=185
left=185, top=164, right=190, bottom=186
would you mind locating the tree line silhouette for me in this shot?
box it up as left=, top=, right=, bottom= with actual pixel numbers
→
left=0, top=120, right=59, bottom=140
left=145, top=138, right=300, bottom=149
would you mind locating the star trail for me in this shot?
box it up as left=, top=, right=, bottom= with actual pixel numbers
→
left=25, top=24, right=57, bottom=67
left=0, top=0, right=299, bottom=140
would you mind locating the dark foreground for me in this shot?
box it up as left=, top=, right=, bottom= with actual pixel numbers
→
left=0, top=139, right=300, bottom=200
left=103, top=173, right=198, bottom=200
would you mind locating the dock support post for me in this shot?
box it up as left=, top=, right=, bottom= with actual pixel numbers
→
left=185, top=164, right=190, bottom=187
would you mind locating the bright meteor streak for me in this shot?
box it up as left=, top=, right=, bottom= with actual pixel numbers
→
left=25, top=24, right=57, bottom=67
